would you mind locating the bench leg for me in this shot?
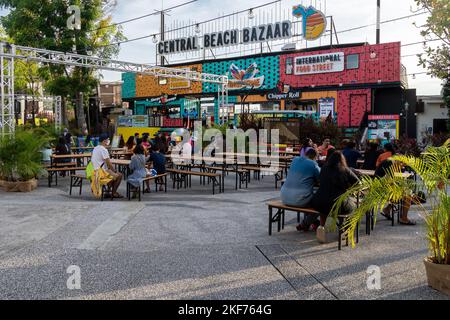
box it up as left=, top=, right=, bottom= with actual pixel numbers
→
left=277, top=209, right=281, bottom=233
left=269, top=206, right=273, bottom=236
left=69, top=176, right=73, bottom=195
left=281, top=209, right=285, bottom=230
left=165, top=175, right=167, bottom=193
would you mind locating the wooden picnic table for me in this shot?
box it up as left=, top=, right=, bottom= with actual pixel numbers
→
left=217, top=152, right=293, bottom=162
left=355, top=169, right=413, bottom=179
left=110, top=159, right=131, bottom=166
left=50, top=153, right=92, bottom=167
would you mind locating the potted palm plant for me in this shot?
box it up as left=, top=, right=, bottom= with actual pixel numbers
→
left=0, top=128, right=50, bottom=192
left=330, top=140, right=450, bottom=296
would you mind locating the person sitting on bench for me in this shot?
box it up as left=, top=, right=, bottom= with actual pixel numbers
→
left=91, top=134, right=123, bottom=199
left=147, top=144, right=166, bottom=191
left=311, top=151, right=360, bottom=243
left=281, top=148, right=320, bottom=232
left=128, top=144, right=151, bottom=197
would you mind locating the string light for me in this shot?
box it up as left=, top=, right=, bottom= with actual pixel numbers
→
left=248, top=9, right=255, bottom=20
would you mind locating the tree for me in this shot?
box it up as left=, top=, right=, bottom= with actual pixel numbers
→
left=0, top=0, right=126, bottom=131
left=414, top=0, right=450, bottom=130
left=414, top=0, right=450, bottom=79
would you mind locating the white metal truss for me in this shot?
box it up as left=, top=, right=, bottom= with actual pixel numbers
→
left=11, top=45, right=228, bottom=84
left=0, top=43, right=15, bottom=136
left=0, top=42, right=229, bottom=135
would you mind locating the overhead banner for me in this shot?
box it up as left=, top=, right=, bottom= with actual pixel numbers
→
left=294, top=52, right=345, bottom=75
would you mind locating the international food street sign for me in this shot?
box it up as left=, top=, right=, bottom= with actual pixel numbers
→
left=157, top=4, right=327, bottom=56
left=294, top=52, right=344, bottom=75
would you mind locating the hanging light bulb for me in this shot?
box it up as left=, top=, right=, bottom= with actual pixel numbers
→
left=152, top=35, right=158, bottom=44
left=195, top=24, right=201, bottom=34
left=412, top=74, right=416, bottom=79
left=248, top=8, right=255, bottom=20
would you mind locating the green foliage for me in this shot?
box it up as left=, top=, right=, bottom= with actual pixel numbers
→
left=0, top=0, right=126, bottom=129
left=414, top=0, right=450, bottom=79
left=444, top=79, right=450, bottom=131
left=0, top=128, right=51, bottom=181
left=330, top=139, right=450, bottom=264
left=395, top=135, right=423, bottom=157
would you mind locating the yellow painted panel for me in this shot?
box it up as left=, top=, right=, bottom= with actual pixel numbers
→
left=135, top=64, right=203, bottom=97
left=117, top=127, right=161, bottom=142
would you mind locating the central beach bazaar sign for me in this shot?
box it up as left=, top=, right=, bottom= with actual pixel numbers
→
left=158, top=21, right=292, bottom=55
left=157, top=5, right=328, bottom=56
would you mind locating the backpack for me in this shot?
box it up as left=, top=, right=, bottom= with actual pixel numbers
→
left=86, top=161, right=94, bottom=181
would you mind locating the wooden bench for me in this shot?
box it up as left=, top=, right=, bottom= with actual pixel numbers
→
left=126, top=173, right=169, bottom=201
left=241, top=166, right=284, bottom=189
left=47, top=167, right=86, bottom=187
left=267, top=201, right=358, bottom=251
left=203, top=166, right=250, bottom=189
left=167, top=169, right=222, bottom=195
left=69, top=174, right=87, bottom=195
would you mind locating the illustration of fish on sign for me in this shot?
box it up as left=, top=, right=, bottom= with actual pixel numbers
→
left=293, top=5, right=327, bottom=41
left=228, top=63, right=265, bottom=90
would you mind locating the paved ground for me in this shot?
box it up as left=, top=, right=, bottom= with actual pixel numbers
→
left=0, top=173, right=448, bottom=300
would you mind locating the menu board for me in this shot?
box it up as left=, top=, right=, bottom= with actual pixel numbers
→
left=319, top=98, right=335, bottom=119
left=132, top=115, right=149, bottom=128
left=368, top=115, right=400, bottom=142
left=118, top=116, right=133, bottom=127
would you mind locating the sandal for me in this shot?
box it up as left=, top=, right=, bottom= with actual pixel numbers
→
left=399, top=219, right=416, bottom=226
left=113, top=193, right=124, bottom=199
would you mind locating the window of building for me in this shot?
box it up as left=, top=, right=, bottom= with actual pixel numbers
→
left=347, top=54, right=359, bottom=70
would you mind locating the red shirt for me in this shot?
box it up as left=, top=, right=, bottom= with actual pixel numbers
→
left=376, top=152, right=393, bottom=168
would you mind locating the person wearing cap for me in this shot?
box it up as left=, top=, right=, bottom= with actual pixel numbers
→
left=91, top=134, right=123, bottom=198
left=281, top=148, right=321, bottom=231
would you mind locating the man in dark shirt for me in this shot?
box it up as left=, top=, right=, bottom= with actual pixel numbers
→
left=149, top=145, right=166, bottom=173
left=342, top=140, right=362, bottom=169
left=148, top=144, right=166, bottom=191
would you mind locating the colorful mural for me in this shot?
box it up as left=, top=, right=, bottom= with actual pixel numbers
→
left=120, top=42, right=402, bottom=128
left=202, top=56, right=280, bottom=93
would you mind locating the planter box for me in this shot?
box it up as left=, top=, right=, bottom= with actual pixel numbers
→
left=0, top=179, right=38, bottom=192
left=424, top=258, right=450, bottom=296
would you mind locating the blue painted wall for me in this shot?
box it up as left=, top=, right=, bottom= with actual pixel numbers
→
left=122, top=73, right=136, bottom=99
left=202, top=56, right=280, bottom=94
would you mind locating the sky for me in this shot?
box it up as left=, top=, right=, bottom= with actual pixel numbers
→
left=1, top=0, right=446, bottom=95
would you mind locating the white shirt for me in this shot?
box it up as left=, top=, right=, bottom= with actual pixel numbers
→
left=91, top=145, right=110, bottom=170
left=181, top=142, right=192, bottom=158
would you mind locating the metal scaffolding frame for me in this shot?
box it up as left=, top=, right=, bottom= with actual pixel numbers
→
left=0, top=42, right=229, bottom=135
left=0, top=43, right=15, bottom=136
left=14, top=94, right=62, bottom=128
